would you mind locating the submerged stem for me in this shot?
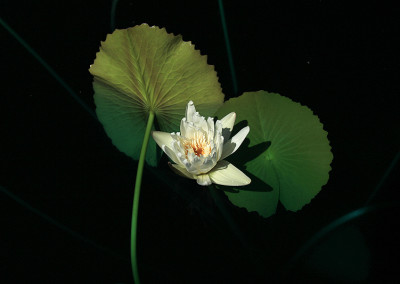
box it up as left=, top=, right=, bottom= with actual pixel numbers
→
left=209, top=185, right=248, bottom=248
left=131, top=111, right=155, bottom=284
left=0, top=17, right=97, bottom=119
left=217, top=0, right=238, bottom=95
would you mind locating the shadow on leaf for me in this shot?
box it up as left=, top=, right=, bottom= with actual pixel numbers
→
left=220, top=120, right=273, bottom=193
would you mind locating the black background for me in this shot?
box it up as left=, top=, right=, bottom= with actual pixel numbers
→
left=1, top=1, right=399, bottom=283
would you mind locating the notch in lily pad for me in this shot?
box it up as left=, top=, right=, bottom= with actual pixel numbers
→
left=216, top=91, right=333, bottom=218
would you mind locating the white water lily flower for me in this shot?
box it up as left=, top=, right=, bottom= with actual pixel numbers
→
left=152, top=101, right=251, bottom=186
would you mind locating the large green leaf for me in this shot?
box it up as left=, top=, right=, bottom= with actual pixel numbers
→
left=216, top=91, right=333, bottom=218
left=89, top=24, right=224, bottom=166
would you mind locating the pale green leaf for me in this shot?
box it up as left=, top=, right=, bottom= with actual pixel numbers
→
left=89, top=24, right=224, bottom=166
left=216, top=91, right=333, bottom=218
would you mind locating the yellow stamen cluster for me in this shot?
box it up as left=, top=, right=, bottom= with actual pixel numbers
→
left=183, top=132, right=211, bottom=157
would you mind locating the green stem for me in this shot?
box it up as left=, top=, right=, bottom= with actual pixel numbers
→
left=131, top=111, right=155, bottom=284
left=218, top=0, right=238, bottom=95
left=0, top=17, right=97, bottom=119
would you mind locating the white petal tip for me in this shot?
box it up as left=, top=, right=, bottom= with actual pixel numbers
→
left=209, top=160, right=251, bottom=186
left=152, top=131, right=173, bottom=149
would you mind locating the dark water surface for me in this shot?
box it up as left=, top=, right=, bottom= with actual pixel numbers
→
left=1, top=1, right=399, bottom=283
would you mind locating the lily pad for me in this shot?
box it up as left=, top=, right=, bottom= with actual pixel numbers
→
left=216, top=91, right=333, bottom=218
left=89, top=24, right=224, bottom=166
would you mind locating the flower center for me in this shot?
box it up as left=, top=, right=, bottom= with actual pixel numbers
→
left=183, top=132, right=211, bottom=157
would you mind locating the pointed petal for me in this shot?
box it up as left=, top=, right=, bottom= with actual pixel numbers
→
left=180, top=118, right=187, bottom=136
left=185, top=101, right=196, bottom=122
left=220, top=126, right=250, bottom=160
left=214, top=120, right=224, bottom=160
left=209, top=160, right=251, bottom=186
left=162, top=145, right=181, bottom=165
left=152, top=131, right=173, bottom=148
left=220, top=112, right=236, bottom=141
left=168, top=162, right=196, bottom=180
left=194, top=114, right=208, bottom=133
left=196, top=174, right=212, bottom=186
left=206, top=117, right=215, bottom=141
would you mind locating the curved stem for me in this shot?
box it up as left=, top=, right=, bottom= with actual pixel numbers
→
left=131, top=111, right=155, bottom=284
left=365, top=149, right=400, bottom=206
left=217, top=0, right=238, bottom=95
left=110, top=0, right=120, bottom=32
left=0, top=17, right=97, bottom=119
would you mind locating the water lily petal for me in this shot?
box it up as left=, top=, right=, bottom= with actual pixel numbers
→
left=192, top=113, right=209, bottom=133
left=220, top=126, right=250, bottom=160
left=158, top=101, right=249, bottom=187
left=152, top=131, right=173, bottom=148
left=182, top=150, right=216, bottom=175
left=196, top=174, right=212, bottom=186
left=220, top=112, right=236, bottom=141
left=209, top=160, right=251, bottom=186
left=162, top=145, right=181, bottom=165
left=206, top=117, right=215, bottom=141
left=180, top=120, right=196, bottom=138
left=168, top=162, right=196, bottom=180
left=179, top=118, right=187, bottom=136
left=185, top=101, right=196, bottom=122
left=182, top=120, right=210, bottom=141
left=214, top=120, right=224, bottom=160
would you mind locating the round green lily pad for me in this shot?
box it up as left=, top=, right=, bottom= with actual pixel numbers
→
left=216, top=91, right=333, bottom=218
left=89, top=24, right=224, bottom=166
